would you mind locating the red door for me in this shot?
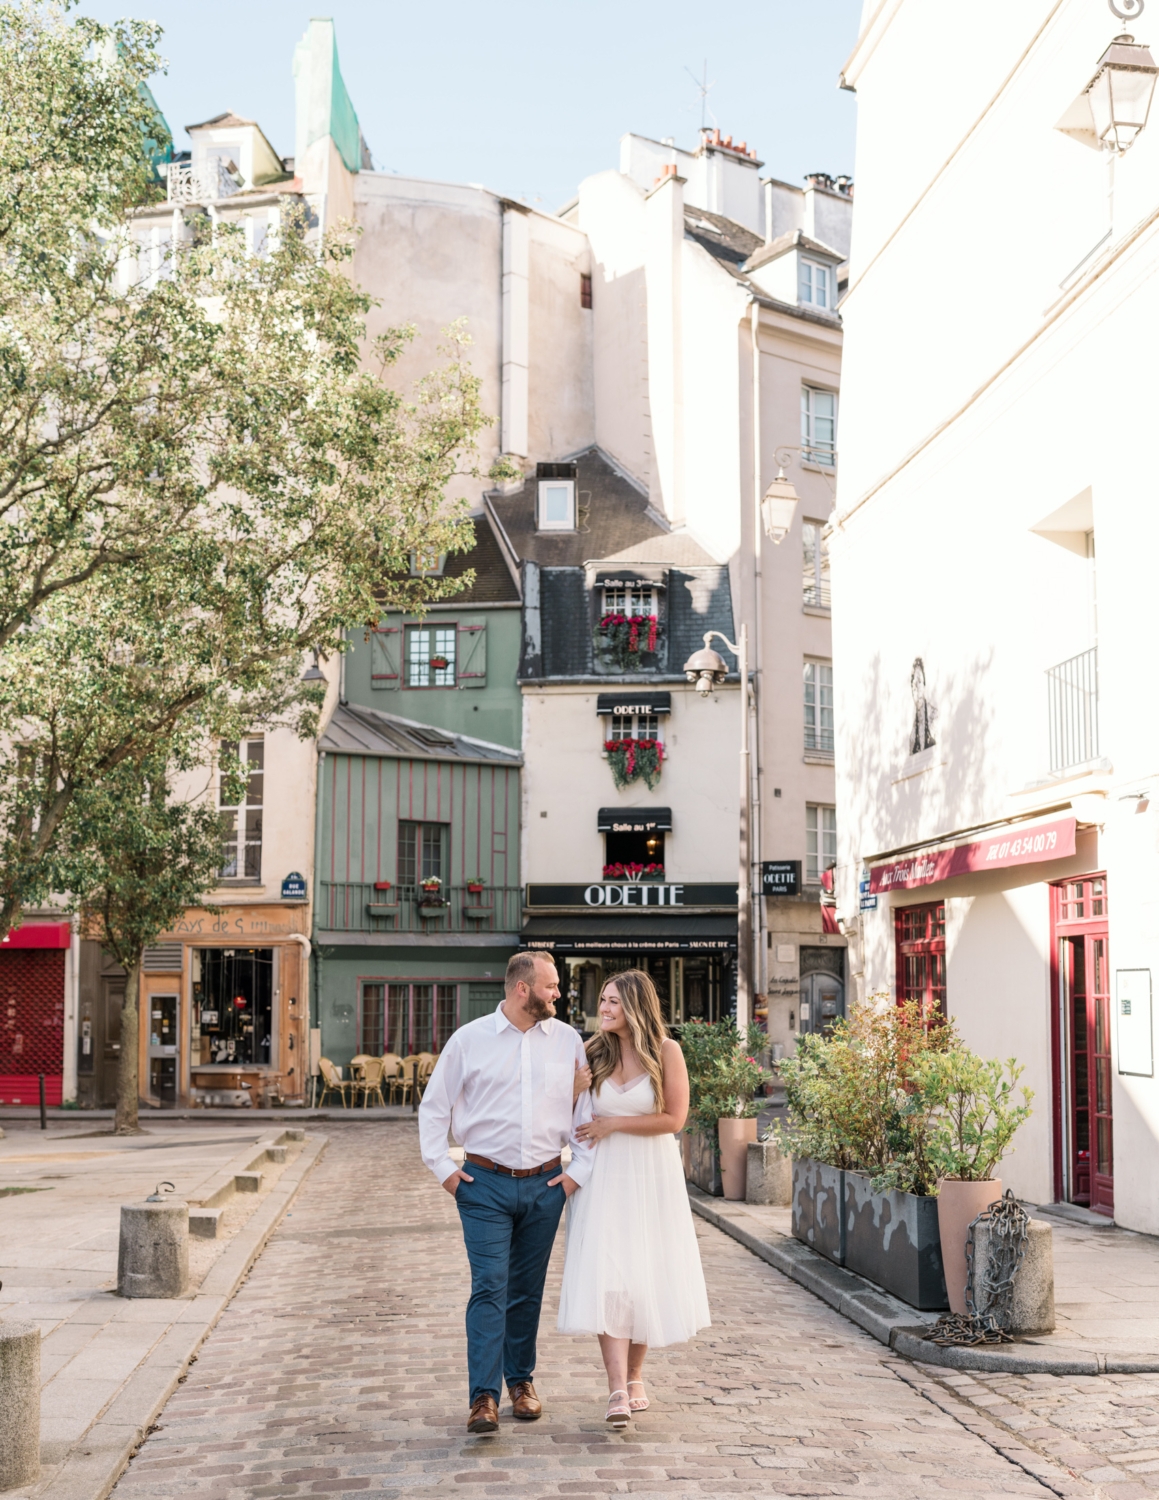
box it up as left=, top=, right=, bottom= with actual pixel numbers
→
left=1051, top=876, right=1112, bottom=1214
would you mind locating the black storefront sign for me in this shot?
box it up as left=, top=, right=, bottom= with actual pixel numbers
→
left=596, top=807, right=672, bottom=833
left=761, top=860, right=801, bottom=896
left=595, top=692, right=672, bottom=717
left=523, top=935, right=736, bottom=953
left=526, top=882, right=737, bottom=908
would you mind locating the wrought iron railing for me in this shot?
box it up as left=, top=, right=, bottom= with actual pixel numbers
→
left=804, top=725, right=834, bottom=755
left=1047, top=647, right=1099, bottom=772
left=317, top=883, right=522, bottom=935
left=166, top=159, right=242, bottom=205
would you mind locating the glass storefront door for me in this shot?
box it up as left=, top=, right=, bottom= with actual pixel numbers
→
left=147, top=991, right=178, bottom=1103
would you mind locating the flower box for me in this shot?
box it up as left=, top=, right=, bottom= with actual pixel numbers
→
left=593, top=612, right=661, bottom=671
left=791, top=1156, right=949, bottom=1311
left=467, top=882, right=486, bottom=894
left=429, top=655, right=449, bottom=670
left=418, top=897, right=449, bottom=909
left=684, top=1128, right=722, bottom=1196
left=373, top=881, right=392, bottom=892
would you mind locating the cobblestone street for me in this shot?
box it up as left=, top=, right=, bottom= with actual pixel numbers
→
left=109, top=1122, right=1138, bottom=1498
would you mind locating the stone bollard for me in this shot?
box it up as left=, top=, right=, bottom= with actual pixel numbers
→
left=746, top=1140, right=792, bottom=1205
left=973, top=1217, right=1055, bottom=1334
left=118, top=1197, right=190, bottom=1299
left=0, top=1319, right=41, bottom=1489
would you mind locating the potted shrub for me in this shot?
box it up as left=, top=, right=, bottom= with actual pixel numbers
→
left=700, top=1049, right=773, bottom=1200
left=678, top=1019, right=768, bottom=1197
left=912, top=1049, right=1034, bottom=1315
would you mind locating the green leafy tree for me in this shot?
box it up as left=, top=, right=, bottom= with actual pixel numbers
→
left=61, top=757, right=226, bottom=1133
left=0, top=2, right=507, bottom=938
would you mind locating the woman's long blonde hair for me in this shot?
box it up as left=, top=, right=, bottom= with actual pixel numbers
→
left=585, top=969, right=668, bottom=1112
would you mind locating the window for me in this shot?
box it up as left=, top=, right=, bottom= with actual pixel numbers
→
left=805, top=804, right=836, bottom=884
left=219, top=737, right=263, bottom=880
left=604, top=826, right=665, bottom=871
left=804, top=662, right=834, bottom=755
left=190, top=946, right=274, bottom=1066
left=580, top=274, right=593, bottom=309
left=405, top=623, right=456, bottom=688
left=376, top=980, right=459, bottom=1055
left=602, top=585, right=656, bottom=618
left=801, top=387, right=837, bottom=467
left=799, top=258, right=832, bottom=309
left=398, top=821, right=447, bottom=887
left=608, top=712, right=660, bottom=743
left=537, top=479, right=575, bottom=530
left=802, top=521, right=831, bottom=608
left=409, top=549, right=445, bottom=576
left=895, top=903, right=947, bottom=1019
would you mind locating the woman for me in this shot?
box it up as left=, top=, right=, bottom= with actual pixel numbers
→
left=557, top=969, right=710, bottom=1428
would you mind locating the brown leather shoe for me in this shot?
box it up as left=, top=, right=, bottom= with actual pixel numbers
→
left=508, top=1379, right=542, bottom=1420
left=467, top=1393, right=499, bottom=1434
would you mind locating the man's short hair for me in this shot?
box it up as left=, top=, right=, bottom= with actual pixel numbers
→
left=505, top=951, right=551, bottom=993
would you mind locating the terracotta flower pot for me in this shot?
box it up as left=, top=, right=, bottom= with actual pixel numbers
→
left=718, top=1117, right=758, bottom=1201
left=937, top=1177, right=1002, bottom=1315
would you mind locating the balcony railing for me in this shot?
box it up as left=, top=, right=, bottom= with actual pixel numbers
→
left=1047, top=647, right=1099, bottom=773
left=804, top=725, right=834, bottom=755
left=165, top=159, right=242, bottom=205
left=317, top=883, right=522, bottom=935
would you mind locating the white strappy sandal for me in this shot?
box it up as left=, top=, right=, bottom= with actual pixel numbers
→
left=605, top=1390, right=631, bottom=1429
left=627, top=1379, right=649, bottom=1412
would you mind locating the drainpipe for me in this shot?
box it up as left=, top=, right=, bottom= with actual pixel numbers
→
left=750, top=300, right=766, bottom=1007
left=309, top=750, right=326, bottom=1105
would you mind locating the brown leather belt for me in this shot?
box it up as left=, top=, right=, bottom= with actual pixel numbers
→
left=465, top=1152, right=561, bottom=1178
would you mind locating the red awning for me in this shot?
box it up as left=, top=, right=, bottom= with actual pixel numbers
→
left=868, top=816, right=1077, bottom=895
left=1, top=922, right=72, bottom=950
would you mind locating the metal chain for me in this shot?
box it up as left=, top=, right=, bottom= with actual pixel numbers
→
left=923, top=1189, right=1029, bottom=1347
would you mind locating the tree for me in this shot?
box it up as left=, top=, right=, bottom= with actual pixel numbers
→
left=63, top=758, right=226, bottom=1133
left=0, top=2, right=506, bottom=939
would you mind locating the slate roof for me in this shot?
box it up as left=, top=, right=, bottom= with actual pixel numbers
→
left=522, top=563, right=736, bottom=681
left=319, top=704, right=522, bottom=764
left=434, top=511, right=520, bottom=605
left=684, top=207, right=845, bottom=328
left=743, top=230, right=846, bottom=272
left=488, top=448, right=667, bottom=567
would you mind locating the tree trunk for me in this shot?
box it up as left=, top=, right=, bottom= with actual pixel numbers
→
left=115, top=959, right=142, bottom=1134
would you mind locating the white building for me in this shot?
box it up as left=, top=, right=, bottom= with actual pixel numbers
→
left=832, top=0, right=1159, bottom=1227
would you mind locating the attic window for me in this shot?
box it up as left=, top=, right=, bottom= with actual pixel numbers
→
left=409, top=549, right=446, bottom=576
left=799, top=258, right=832, bottom=310
left=536, top=463, right=577, bottom=531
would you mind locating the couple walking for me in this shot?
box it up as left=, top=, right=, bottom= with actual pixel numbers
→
left=419, top=950, right=710, bottom=1432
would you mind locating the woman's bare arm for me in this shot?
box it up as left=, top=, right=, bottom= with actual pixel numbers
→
left=574, top=1039, right=689, bottom=1141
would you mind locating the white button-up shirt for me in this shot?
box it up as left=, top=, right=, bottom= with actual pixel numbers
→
left=418, top=1003, right=594, bottom=1187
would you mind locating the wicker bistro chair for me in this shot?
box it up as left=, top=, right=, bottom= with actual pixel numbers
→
left=380, top=1053, right=404, bottom=1103
left=317, top=1058, right=352, bottom=1109
left=353, top=1057, right=388, bottom=1109
left=398, top=1055, right=427, bottom=1105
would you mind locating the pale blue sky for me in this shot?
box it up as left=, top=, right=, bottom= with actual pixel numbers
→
left=79, top=1, right=862, bottom=210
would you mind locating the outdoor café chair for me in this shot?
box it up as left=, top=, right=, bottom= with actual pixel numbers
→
left=353, top=1056, right=387, bottom=1109
left=317, top=1057, right=352, bottom=1109
left=380, top=1053, right=404, bottom=1102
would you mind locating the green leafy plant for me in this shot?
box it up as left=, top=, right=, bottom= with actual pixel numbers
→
left=678, top=1018, right=770, bottom=1148
left=593, top=613, right=660, bottom=671
left=913, top=1050, right=1034, bottom=1183
left=604, top=738, right=664, bottom=791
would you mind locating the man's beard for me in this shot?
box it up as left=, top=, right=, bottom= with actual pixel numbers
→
left=527, top=992, right=556, bottom=1021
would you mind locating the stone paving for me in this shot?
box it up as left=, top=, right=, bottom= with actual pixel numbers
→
left=110, top=1120, right=1094, bottom=1499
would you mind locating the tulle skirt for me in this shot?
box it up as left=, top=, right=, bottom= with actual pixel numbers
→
left=557, top=1130, right=711, bottom=1346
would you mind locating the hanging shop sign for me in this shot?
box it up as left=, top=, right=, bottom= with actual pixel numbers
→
left=761, top=861, right=800, bottom=896
left=868, top=816, right=1077, bottom=894
left=526, top=882, right=737, bottom=909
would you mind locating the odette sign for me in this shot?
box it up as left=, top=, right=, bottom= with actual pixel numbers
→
left=525, top=883, right=738, bottom=908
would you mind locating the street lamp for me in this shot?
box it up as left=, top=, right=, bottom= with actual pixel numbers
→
left=760, top=464, right=801, bottom=544
left=1086, top=32, right=1159, bottom=152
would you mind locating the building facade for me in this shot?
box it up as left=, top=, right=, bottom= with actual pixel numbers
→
left=832, top=0, right=1159, bottom=1227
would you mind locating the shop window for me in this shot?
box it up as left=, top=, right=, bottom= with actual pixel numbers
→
left=804, top=661, right=834, bottom=754
left=802, top=522, right=830, bottom=608
left=219, top=737, right=263, bottom=880
left=191, top=947, right=274, bottom=1066
left=801, top=386, right=837, bottom=466
left=397, top=821, right=447, bottom=888
left=405, top=623, right=457, bottom=688
left=895, top=903, right=947, bottom=1019
left=370, top=979, right=459, bottom=1055
left=805, top=804, right=836, bottom=883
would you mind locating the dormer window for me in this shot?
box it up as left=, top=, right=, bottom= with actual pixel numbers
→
left=535, top=462, right=578, bottom=531
left=799, top=258, right=832, bottom=310
left=409, top=549, right=446, bottom=576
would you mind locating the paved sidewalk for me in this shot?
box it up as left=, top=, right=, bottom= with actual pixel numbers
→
left=690, top=1193, right=1159, bottom=1374
left=110, top=1119, right=1097, bottom=1498
left=0, top=1121, right=326, bottom=1500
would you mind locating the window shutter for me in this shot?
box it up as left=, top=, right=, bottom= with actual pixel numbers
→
left=371, top=626, right=401, bottom=689
left=457, top=618, right=487, bottom=687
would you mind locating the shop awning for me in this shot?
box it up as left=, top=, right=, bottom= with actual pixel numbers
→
left=1, top=922, right=71, bottom=950
left=595, top=692, right=671, bottom=716
left=596, top=806, right=672, bottom=832
left=868, top=815, right=1077, bottom=895
left=520, top=915, right=736, bottom=953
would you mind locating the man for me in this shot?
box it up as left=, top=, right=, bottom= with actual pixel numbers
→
left=419, top=950, right=593, bottom=1435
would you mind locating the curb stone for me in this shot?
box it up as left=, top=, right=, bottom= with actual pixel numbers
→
left=687, top=1183, right=1159, bottom=1377
left=20, top=1133, right=329, bottom=1500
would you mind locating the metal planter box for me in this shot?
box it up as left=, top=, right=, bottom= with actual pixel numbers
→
left=843, top=1169, right=948, bottom=1311
left=687, top=1129, right=722, bottom=1196
left=791, top=1157, right=949, bottom=1311
left=791, top=1158, right=845, bottom=1265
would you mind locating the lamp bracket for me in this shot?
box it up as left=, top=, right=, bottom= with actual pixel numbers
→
left=1110, top=0, right=1144, bottom=19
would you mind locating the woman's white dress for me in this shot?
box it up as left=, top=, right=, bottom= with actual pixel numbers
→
left=557, top=1073, right=711, bottom=1346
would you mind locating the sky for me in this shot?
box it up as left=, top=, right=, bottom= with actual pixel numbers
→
left=78, top=0, right=862, bottom=211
